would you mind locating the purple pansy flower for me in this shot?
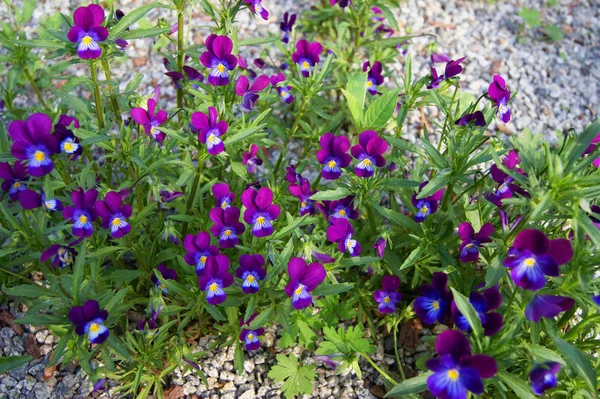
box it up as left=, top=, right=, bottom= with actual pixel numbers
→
left=63, top=188, right=99, bottom=237
left=209, top=206, right=246, bottom=248
left=451, top=285, right=503, bottom=337
left=317, top=133, right=351, bottom=180
left=159, top=190, right=183, bottom=202
left=485, top=150, right=525, bottom=206
left=431, top=53, right=451, bottom=63
left=151, top=264, right=178, bottom=295
left=191, top=107, right=227, bottom=155
left=371, top=7, right=394, bottom=37
left=289, top=177, right=316, bottom=216
left=351, top=130, right=388, bottom=178
left=270, top=73, right=294, bottom=104
left=235, top=75, right=270, bottom=110
left=312, top=251, right=336, bottom=264
left=200, top=34, right=237, bottom=86
left=68, top=300, right=109, bottom=344
left=164, top=56, right=203, bottom=89
left=530, top=362, right=561, bottom=395
left=455, top=111, right=486, bottom=127
left=373, top=237, right=386, bottom=258
left=330, top=0, right=351, bottom=8
left=0, top=161, right=28, bottom=200
left=503, top=229, right=573, bottom=290
left=426, top=330, right=497, bottom=399
left=427, top=57, right=466, bottom=89
left=235, top=254, right=266, bottom=294
left=285, top=257, right=326, bottom=309
left=41, top=238, right=81, bottom=268
left=198, top=254, right=234, bottom=305
left=280, top=12, right=296, bottom=44
left=326, top=218, right=361, bottom=256
left=292, top=40, right=323, bottom=77
left=242, top=0, right=269, bottom=20
left=241, top=187, right=281, bottom=238
left=374, top=275, right=401, bottom=314
left=362, top=61, right=384, bottom=95
left=8, top=113, right=58, bottom=177
left=525, top=294, right=575, bottom=323
left=18, top=189, right=63, bottom=211
left=242, top=144, right=263, bottom=174
left=114, top=10, right=129, bottom=50
left=184, top=231, right=220, bottom=275
left=457, top=222, right=494, bottom=263
left=239, top=314, right=265, bottom=350
left=316, top=195, right=359, bottom=222
left=131, top=99, right=168, bottom=142
left=212, top=182, right=235, bottom=210
left=414, top=272, right=453, bottom=325
left=488, top=75, right=511, bottom=123
left=95, top=191, right=132, bottom=239
left=412, top=181, right=444, bottom=222
left=54, top=114, right=82, bottom=159
left=285, top=165, right=302, bottom=184
left=67, top=5, right=108, bottom=59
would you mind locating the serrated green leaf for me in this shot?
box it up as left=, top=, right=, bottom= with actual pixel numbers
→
left=363, top=89, right=400, bottom=130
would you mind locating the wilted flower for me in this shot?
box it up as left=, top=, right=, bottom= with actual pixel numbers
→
left=314, top=354, right=341, bottom=370
left=316, top=196, right=359, bottom=222
left=235, top=254, right=266, bottom=294
left=426, top=330, right=497, bottom=399
left=241, top=187, right=280, bottom=237
left=292, top=39, right=323, bottom=77
left=151, top=264, right=178, bottom=295
left=198, top=255, right=233, bottom=305
left=457, top=222, right=494, bottom=263
left=452, top=285, right=503, bottom=336
left=280, top=12, right=296, bottom=44
left=68, top=300, right=109, bottom=344
left=131, top=99, right=168, bottom=142
left=525, top=294, right=575, bottom=323
left=503, top=229, right=573, bottom=290
left=427, top=57, right=466, bottom=89
left=317, top=133, right=351, bottom=180
left=209, top=206, right=245, bottom=248
left=285, top=257, right=326, bottom=309
left=242, top=144, right=263, bottom=174
left=243, top=0, right=269, bottom=20
left=412, top=181, right=444, bottom=222
left=455, top=111, right=486, bottom=127
left=351, top=130, right=388, bottom=178
left=159, top=190, right=184, bottom=202
left=529, top=362, right=561, bottom=395
left=67, top=5, right=108, bottom=59
left=373, top=237, right=386, bottom=258
left=326, top=218, right=361, bottom=256
left=431, top=53, right=451, bottom=63
left=184, top=232, right=220, bottom=275
left=41, top=238, right=81, bottom=268
left=235, top=75, right=270, bottom=110
left=212, top=183, right=235, bottom=209
left=488, top=75, right=511, bottom=123
left=0, top=161, right=28, bottom=200
left=374, top=275, right=401, bottom=313
left=239, top=314, right=265, bottom=350
left=191, top=106, right=228, bottom=155
left=414, top=272, right=452, bottom=324
left=362, top=61, right=384, bottom=95
left=63, top=188, right=99, bottom=237
left=200, top=34, right=237, bottom=86
left=18, top=189, right=62, bottom=211
left=312, top=251, right=336, bottom=264
left=92, top=379, right=107, bottom=392
left=8, top=113, right=58, bottom=177
left=289, top=177, right=316, bottom=216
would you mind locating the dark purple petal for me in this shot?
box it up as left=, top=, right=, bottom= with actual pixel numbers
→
left=435, top=330, right=471, bottom=359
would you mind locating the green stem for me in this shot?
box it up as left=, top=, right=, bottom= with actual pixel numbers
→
left=89, top=61, right=105, bottom=129
left=101, top=59, right=122, bottom=128
left=0, top=267, right=35, bottom=284
left=23, top=67, right=50, bottom=112
left=393, top=323, right=406, bottom=381
left=182, top=161, right=202, bottom=237
left=312, top=173, right=322, bottom=190
left=176, top=1, right=186, bottom=118
left=273, top=100, right=308, bottom=177
left=361, top=353, right=398, bottom=386
left=439, top=82, right=460, bottom=151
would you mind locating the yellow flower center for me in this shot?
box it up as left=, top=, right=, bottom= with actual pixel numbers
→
left=58, top=248, right=66, bottom=255
left=161, top=284, right=166, bottom=290
left=209, top=282, right=218, bottom=292
left=420, top=206, right=429, bottom=214
left=433, top=301, right=440, bottom=309
left=13, top=182, right=21, bottom=188
left=89, top=323, right=99, bottom=333
left=112, top=217, right=121, bottom=226
left=295, top=285, right=304, bottom=295
left=362, top=158, right=372, bottom=166
left=200, top=256, right=207, bottom=264
left=367, top=81, right=373, bottom=87
left=327, top=160, right=337, bottom=168
left=338, top=209, right=346, bottom=216
left=150, top=126, right=156, bottom=134
left=524, top=258, right=536, bottom=267
left=301, top=201, right=307, bottom=208
left=383, top=297, right=390, bottom=303
left=208, top=134, right=218, bottom=144
left=34, top=150, right=45, bottom=161
left=224, top=229, right=232, bottom=236
left=221, top=201, right=228, bottom=209
left=216, top=64, right=226, bottom=73
left=465, top=243, right=474, bottom=249
left=64, top=142, right=74, bottom=152
left=79, top=215, right=88, bottom=224
left=447, top=369, right=459, bottom=380
left=256, top=216, right=265, bottom=224
left=302, top=61, right=310, bottom=69
left=82, top=36, right=93, bottom=45
left=247, top=333, right=254, bottom=340
left=247, top=275, right=255, bottom=283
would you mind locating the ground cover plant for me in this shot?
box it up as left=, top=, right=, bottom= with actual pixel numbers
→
left=0, top=0, right=599, bottom=398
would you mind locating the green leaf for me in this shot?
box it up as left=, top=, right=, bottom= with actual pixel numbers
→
left=87, top=246, right=123, bottom=259
left=14, top=314, right=66, bottom=326
left=338, top=256, right=380, bottom=268
left=450, top=288, right=484, bottom=338
left=121, top=27, right=171, bottom=40
left=11, top=39, right=63, bottom=48
left=342, top=72, right=367, bottom=126
left=529, top=344, right=564, bottom=365
left=420, top=138, right=449, bottom=169
left=379, top=178, right=421, bottom=190
left=21, top=0, right=36, bottom=22
left=0, top=355, right=32, bottom=374
left=239, top=35, right=278, bottom=47
left=107, top=335, right=131, bottom=360
left=111, top=2, right=161, bottom=37
left=48, top=330, right=73, bottom=367
left=518, top=7, right=542, bottom=28
left=234, top=341, right=244, bottom=375
left=72, top=241, right=86, bottom=304
left=399, top=246, right=424, bottom=271
left=363, top=89, right=400, bottom=130
left=497, top=372, right=537, bottom=399
left=312, top=283, right=353, bottom=296
left=2, top=284, right=52, bottom=298
left=108, top=269, right=144, bottom=284
left=309, top=187, right=352, bottom=201
left=55, top=91, right=91, bottom=118
left=416, top=172, right=450, bottom=199
left=544, top=23, right=564, bottom=42
left=271, top=215, right=316, bottom=241
left=371, top=202, right=419, bottom=232
left=248, top=306, right=273, bottom=330
left=377, top=5, right=399, bottom=32
left=384, top=372, right=432, bottom=397
left=268, top=354, right=316, bottom=399
left=223, top=125, right=264, bottom=146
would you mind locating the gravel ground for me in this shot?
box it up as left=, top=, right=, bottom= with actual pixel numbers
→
left=1, top=0, right=599, bottom=398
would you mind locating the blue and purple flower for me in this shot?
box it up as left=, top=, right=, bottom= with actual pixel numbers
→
left=240, top=314, right=265, bottom=350
left=525, top=294, right=575, bottom=323
left=285, top=257, right=326, bottom=310
left=8, top=113, right=58, bottom=177
left=488, top=75, right=511, bottom=123
left=270, top=73, right=294, bottom=104
left=503, top=229, right=573, bottom=290
left=374, top=275, right=401, bottom=314
left=242, top=0, right=269, bottom=20
left=414, top=272, right=453, bottom=325
left=316, top=196, right=359, bottom=222
left=235, top=75, right=270, bottom=110
left=351, top=130, right=388, bottom=178
left=0, top=161, right=28, bottom=200
left=67, top=5, right=108, bottom=59
left=529, top=362, right=561, bottom=395
left=455, top=111, right=486, bottom=127
left=292, top=39, right=323, bottom=77
left=326, top=218, right=361, bottom=256
left=212, top=182, right=235, bottom=209
left=485, top=150, right=525, bottom=206
left=279, top=12, right=296, bottom=44
left=54, top=114, right=82, bottom=158
left=95, top=191, right=132, bottom=239
left=131, top=99, right=168, bottom=142
left=457, top=222, right=494, bottom=263
left=18, top=189, right=62, bottom=211
left=184, top=231, right=220, bottom=275
left=412, top=181, right=444, bottom=222
left=317, top=133, right=351, bottom=180
left=289, top=177, right=316, bottom=216
left=362, top=61, right=384, bottom=95
left=451, top=285, right=503, bottom=337
left=209, top=206, right=246, bottom=248
left=40, top=238, right=81, bottom=268
left=200, top=34, right=237, bottom=86
left=242, top=144, right=263, bottom=174
left=191, top=106, right=228, bottom=155
left=235, top=254, right=266, bottom=294
left=241, top=187, right=280, bottom=238
left=151, top=264, right=178, bottom=295
left=198, top=254, right=233, bottom=305
left=63, top=188, right=98, bottom=237
left=68, top=300, right=109, bottom=344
